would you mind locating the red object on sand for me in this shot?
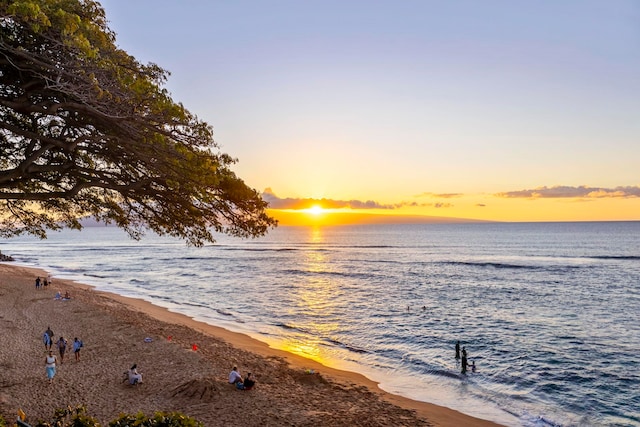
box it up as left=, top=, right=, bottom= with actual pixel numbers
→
left=167, top=336, right=172, bottom=341
left=192, top=344, right=198, bottom=351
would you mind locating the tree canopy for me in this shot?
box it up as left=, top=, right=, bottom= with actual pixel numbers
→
left=0, top=0, right=276, bottom=245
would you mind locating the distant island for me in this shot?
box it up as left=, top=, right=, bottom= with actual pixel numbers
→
left=267, top=210, right=493, bottom=226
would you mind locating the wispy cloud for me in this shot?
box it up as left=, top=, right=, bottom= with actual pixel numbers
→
left=262, top=189, right=395, bottom=210
left=262, top=189, right=453, bottom=211
left=495, top=186, right=640, bottom=199
left=415, top=192, right=463, bottom=198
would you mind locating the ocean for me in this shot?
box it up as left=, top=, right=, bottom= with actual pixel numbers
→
left=1, top=221, right=639, bottom=427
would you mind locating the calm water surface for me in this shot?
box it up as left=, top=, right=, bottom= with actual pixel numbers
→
left=2, top=222, right=639, bottom=427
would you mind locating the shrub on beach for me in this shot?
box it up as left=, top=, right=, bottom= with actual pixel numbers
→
left=33, top=405, right=99, bottom=427
left=25, top=405, right=202, bottom=427
left=109, top=411, right=203, bottom=427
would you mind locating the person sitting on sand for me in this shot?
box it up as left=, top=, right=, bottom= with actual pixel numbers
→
left=45, top=350, right=57, bottom=384
left=128, top=364, right=143, bottom=385
left=243, top=372, right=255, bottom=390
left=64, top=291, right=71, bottom=299
left=229, top=366, right=244, bottom=389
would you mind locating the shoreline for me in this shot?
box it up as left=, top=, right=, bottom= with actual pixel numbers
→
left=0, top=262, right=504, bottom=426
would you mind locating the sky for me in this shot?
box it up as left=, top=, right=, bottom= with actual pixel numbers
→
left=99, top=0, right=639, bottom=225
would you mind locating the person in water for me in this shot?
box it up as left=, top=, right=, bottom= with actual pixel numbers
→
left=455, top=341, right=461, bottom=360
left=461, top=347, right=469, bottom=374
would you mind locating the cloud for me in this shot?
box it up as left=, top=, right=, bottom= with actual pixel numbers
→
left=262, top=189, right=395, bottom=210
left=415, top=192, right=463, bottom=198
left=263, top=184, right=640, bottom=212
left=495, top=185, right=640, bottom=199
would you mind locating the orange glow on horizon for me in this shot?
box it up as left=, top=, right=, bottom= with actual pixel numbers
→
left=264, top=193, right=640, bottom=226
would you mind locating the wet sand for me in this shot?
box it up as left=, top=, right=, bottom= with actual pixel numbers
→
left=0, top=263, right=503, bottom=426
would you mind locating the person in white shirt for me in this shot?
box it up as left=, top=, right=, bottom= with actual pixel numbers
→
left=228, top=366, right=243, bottom=389
left=45, top=350, right=57, bottom=384
left=128, top=364, right=143, bottom=385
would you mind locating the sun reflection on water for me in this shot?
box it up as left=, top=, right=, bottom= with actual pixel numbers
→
left=275, top=226, right=344, bottom=365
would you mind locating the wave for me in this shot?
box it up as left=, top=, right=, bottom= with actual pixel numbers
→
left=221, top=247, right=300, bottom=252
left=438, top=261, right=585, bottom=271
left=82, top=272, right=109, bottom=279
left=587, top=255, right=640, bottom=261
left=323, top=337, right=369, bottom=354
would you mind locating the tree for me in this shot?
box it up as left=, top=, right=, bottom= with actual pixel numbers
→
left=0, top=0, right=276, bottom=245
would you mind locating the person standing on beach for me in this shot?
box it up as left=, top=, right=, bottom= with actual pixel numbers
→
left=35, top=276, right=41, bottom=290
left=56, top=336, right=68, bottom=364
left=45, top=350, right=57, bottom=384
left=72, top=337, right=83, bottom=361
left=455, top=341, right=460, bottom=360
left=43, top=330, right=51, bottom=351
left=44, top=326, right=54, bottom=350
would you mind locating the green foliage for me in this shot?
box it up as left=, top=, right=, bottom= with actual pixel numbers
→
left=25, top=406, right=203, bottom=427
left=0, top=0, right=276, bottom=245
left=0, top=414, right=5, bottom=427
left=33, top=405, right=100, bottom=427
left=109, top=412, right=203, bottom=427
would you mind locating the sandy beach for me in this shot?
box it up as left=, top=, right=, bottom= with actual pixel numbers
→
left=0, top=263, right=503, bottom=426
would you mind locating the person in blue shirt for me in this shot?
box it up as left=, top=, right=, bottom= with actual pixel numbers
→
left=73, top=337, right=83, bottom=361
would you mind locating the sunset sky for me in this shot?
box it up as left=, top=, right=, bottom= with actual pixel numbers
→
left=100, top=0, right=639, bottom=225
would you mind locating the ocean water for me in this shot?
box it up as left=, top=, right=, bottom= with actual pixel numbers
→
left=2, top=222, right=639, bottom=427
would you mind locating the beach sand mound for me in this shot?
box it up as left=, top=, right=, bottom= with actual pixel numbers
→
left=170, top=378, right=223, bottom=400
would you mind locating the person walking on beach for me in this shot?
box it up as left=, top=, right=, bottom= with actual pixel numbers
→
left=44, top=326, right=54, bottom=351
left=45, top=350, right=57, bottom=384
left=72, top=337, right=83, bottom=361
left=56, top=336, right=68, bottom=364
left=43, top=330, right=52, bottom=351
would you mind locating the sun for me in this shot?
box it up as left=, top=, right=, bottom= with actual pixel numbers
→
left=308, top=205, right=324, bottom=216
